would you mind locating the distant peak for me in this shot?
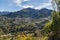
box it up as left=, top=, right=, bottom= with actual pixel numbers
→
left=22, top=8, right=35, bottom=10
left=25, top=7, right=33, bottom=9
left=40, top=8, right=48, bottom=10
left=19, top=8, right=36, bottom=12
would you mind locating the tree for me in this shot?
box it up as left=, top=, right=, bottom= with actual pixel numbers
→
left=52, top=0, right=60, bottom=11
left=44, top=0, right=60, bottom=40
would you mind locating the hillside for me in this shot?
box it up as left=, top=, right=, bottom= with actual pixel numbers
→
left=2, top=8, right=52, bottom=19
left=0, top=8, right=52, bottom=40
left=0, top=12, right=9, bottom=15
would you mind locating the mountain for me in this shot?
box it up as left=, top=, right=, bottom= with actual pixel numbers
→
left=2, top=8, right=52, bottom=19
left=0, top=12, right=9, bottom=15
left=0, top=8, right=53, bottom=35
left=38, top=8, right=52, bottom=18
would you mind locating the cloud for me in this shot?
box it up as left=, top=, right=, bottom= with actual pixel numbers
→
left=12, top=0, right=33, bottom=8
left=12, top=0, right=52, bottom=9
left=48, top=0, right=52, bottom=2
left=13, top=0, right=22, bottom=6
left=24, top=0, right=29, bottom=1
left=13, top=0, right=30, bottom=6
left=22, top=5, right=34, bottom=8
left=35, top=3, right=52, bottom=9
left=35, top=0, right=52, bottom=9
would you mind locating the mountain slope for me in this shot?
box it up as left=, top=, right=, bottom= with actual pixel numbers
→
left=2, top=8, right=52, bottom=19
left=0, top=12, right=9, bottom=15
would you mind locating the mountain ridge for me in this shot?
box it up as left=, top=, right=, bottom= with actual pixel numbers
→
left=1, top=8, right=52, bottom=19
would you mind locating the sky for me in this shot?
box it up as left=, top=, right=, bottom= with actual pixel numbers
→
left=0, top=0, right=52, bottom=12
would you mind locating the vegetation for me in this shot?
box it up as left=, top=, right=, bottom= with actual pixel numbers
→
left=0, top=16, right=45, bottom=40
left=43, top=0, right=60, bottom=40
left=1, top=0, right=60, bottom=40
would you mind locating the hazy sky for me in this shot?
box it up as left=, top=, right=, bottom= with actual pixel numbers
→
left=0, top=0, right=52, bottom=12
